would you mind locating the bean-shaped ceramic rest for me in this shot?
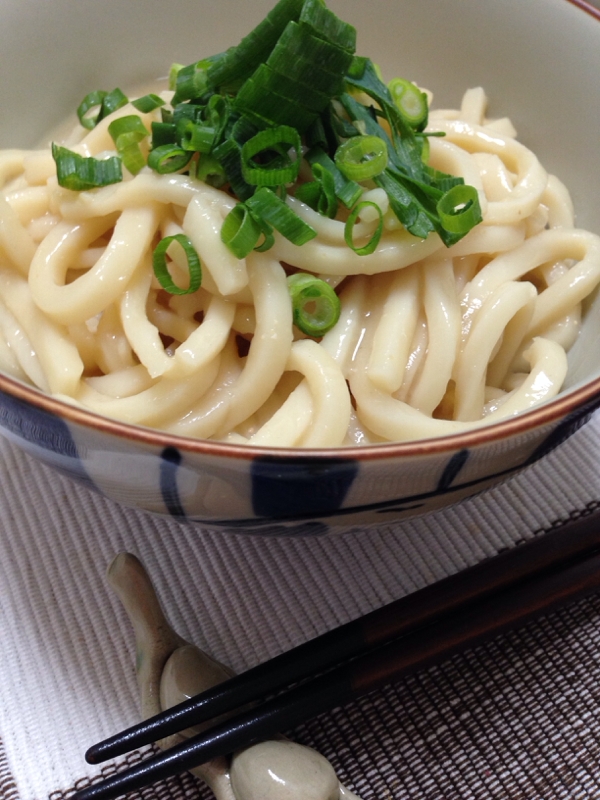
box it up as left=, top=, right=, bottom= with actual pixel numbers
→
left=107, top=553, right=362, bottom=800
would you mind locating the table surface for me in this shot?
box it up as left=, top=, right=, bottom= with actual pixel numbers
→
left=2, top=402, right=600, bottom=800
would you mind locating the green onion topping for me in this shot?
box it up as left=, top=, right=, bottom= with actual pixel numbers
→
left=344, top=201, right=384, bottom=255
left=287, top=272, right=341, bottom=337
left=77, top=91, right=108, bottom=130
left=131, top=94, right=166, bottom=114
left=64, top=0, right=484, bottom=257
left=221, top=204, right=263, bottom=259
left=147, top=144, right=193, bottom=174
left=52, top=143, right=122, bottom=191
left=436, top=184, right=482, bottom=234
left=241, top=125, right=302, bottom=186
left=108, top=115, right=149, bottom=175
left=388, top=78, right=428, bottom=131
left=246, top=187, right=317, bottom=246
left=152, top=234, right=202, bottom=295
left=334, top=135, right=388, bottom=182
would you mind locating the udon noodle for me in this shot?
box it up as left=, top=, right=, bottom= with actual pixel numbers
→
left=0, top=85, right=599, bottom=447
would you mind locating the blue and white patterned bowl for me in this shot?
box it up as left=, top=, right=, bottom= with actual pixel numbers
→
left=1, top=0, right=600, bottom=534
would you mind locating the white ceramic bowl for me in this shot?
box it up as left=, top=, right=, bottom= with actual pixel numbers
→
left=0, top=0, right=599, bottom=534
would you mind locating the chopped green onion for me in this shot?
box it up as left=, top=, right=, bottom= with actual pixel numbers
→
left=334, top=135, right=388, bottom=182
left=99, top=88, right=129, bottom=121
left=305, top=146, right=362, bottom=209
left=299, top=0, right=356, bottom=52
left=246, top=187, right=317, bottom=246
left=206, top=0, right=306, bottom=90
left=172, top=59, right=212, bottom=104
left=212, top=137, right=255, bottom=201
left=147, top=144, right=192, bottom=174
left=287, top=272, right=341, bottom=336
left=108, top=115, right=149, bottom=175
left=131, top=94, right=165, bottom=113
left=169, top=63, right=185, bottom=91
left=152, top=234, right=202, bottom=295
left=241, top=125, right=302, bottom=186
left=220, top=204, right=263, bottom=258
left=63, top=0, right=483, bottom=249
left=344, top=201, right=384, bottom=255
left=295, top=162, right=338, bottom=218
left=177, top=118, right=216, bottom=153
left=388, top=78, right=428, bottom=131
left=52, top=143, right=122, bottom=191
left=151, top=121, right=178, bottom=148
left=77, top=90, right=107, bottom=130
left=436, top=184, right=482, bottom=234
left=194, top=154, right=227, bottom=187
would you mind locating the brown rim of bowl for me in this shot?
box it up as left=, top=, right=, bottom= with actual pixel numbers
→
left=0, top=0, right=599, bottom=464
left=567, top=0, right=600, bottom=20
left=2, top=366, right=600, bottom=462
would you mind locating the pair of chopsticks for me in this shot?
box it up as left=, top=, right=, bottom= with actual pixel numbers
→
left=74, top=510, right=600, bottom=800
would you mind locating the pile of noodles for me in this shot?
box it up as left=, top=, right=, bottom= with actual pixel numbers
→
left=0, top=86, right=599, bottom=447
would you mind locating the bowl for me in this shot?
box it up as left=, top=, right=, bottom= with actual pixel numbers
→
left=0, top=0, right=599, bottom=535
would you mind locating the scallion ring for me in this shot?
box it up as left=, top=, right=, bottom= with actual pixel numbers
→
left=100, top=88, right=129, bottom=120
left=436, top=185, right=482, bottom=234
left=388, top=78, right=428, bottom=130
left=241, top=125, right=302, bottom=186
left=221, top=204, right=262, bottom=259
left=152, top=234, right=202, bottom=295
left=108, top=115, right=149, bottom=175
left=334, top=135, right=388, bottom=182
left=147, top=144, right=193, bottom=174
left=287, top=273, right=341, bottom=337
left=177, top=119, right=216, bottom=154
left=344, top=201, right=384, bottom=256
left=77, top=91, right=108, bottom=130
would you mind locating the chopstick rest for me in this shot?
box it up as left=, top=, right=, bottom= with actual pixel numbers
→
left=102, top=552, right=363, bottom=800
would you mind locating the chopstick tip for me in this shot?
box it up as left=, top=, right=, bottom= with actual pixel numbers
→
left=84, top=744, right=104, bottom=765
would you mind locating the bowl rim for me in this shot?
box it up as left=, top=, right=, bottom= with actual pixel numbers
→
left=2, top=366, right=599, bottom=462
left=1, top=0, right=600, bottom=464
left=568, top=0, right=600, bottom=20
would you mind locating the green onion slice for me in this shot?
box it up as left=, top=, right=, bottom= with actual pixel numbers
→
left=344, top=201, right=384, bottom=256
left=152, top=234, right=202, bottom=295
left=388, top=78, right=428, bottom=130
left=295, top=162, right=338, bottom=218
left=287, top=272, right=341, bottom=337
left=195, top=154, right=227, bottom=187
left=241, top=125, right=302, bottom=186
left=169, top=63, right=185, bottom=91
left=147, top=144, right=193, bottom=174
left=172, top=59, right=212, bottom=103
left=108, top=115, right=149, bottom=175
left=131, top=94, right=166, bottom=113
left=436, top=184, right=483, bottom=234
left=334, top=135, right=388, bottom=182
left=245, top=187, right=317, bottom=246
left=221, top=204, right=263, bottom=259
left=100, top=88, right=129, bottom=120
left=177, top=119, right=216, bottom=154
left=52, top=143, right=123, bottom=191
left=77, top=90, right=108, bottom=130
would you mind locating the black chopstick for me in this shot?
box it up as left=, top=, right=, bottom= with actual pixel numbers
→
left=87, top=510, right=600, bottom=766
left=75, top=536, right=600, bottom=800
